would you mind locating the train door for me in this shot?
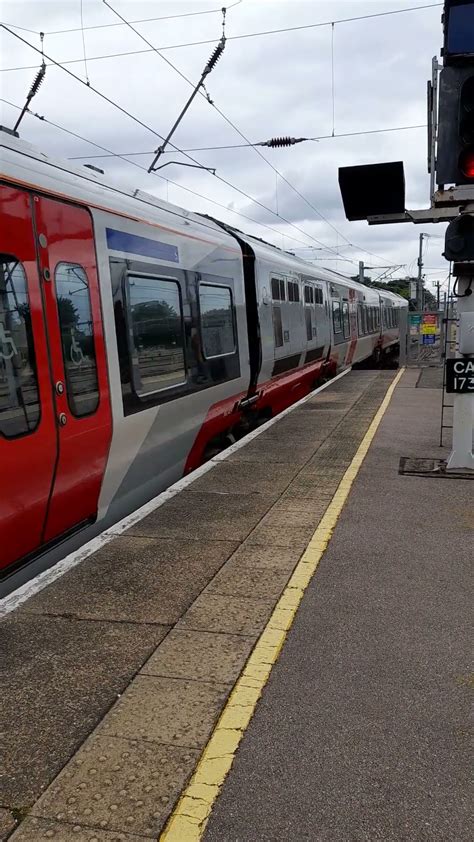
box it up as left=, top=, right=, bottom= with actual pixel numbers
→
left=343, top=288, right=358, bottom=364
left=0, top=186, right=57, bottom=570
left=314, top=283, right=330, bottom=355
left=271, top=276, right=289, bottom=359
left=303, top=282, right=317, bottom=349
left=0, top=187, right=112, bottom=572
left=33, top=195, right=112, bottom=544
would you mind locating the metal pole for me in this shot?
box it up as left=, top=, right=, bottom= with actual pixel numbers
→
left=436, top=281, right=440, bottom=308
left=447, top=270, right=474, bottom=471
left=358, top=261, right=364, bottom=284
left=417, top=233, right=424, bottom=311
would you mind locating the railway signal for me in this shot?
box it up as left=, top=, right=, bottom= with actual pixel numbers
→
left=436, top=67, right=474, bottom=186
left=444, top=212, right=474, bottom=263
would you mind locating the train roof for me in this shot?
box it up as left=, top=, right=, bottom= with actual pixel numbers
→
left=378, top=288, right=409, bottom=306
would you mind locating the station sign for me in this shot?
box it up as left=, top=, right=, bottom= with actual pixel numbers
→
left=445, top=358, right=474, bottom=392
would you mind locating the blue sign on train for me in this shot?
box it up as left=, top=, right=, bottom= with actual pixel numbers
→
left=106, top=228, right=179, bottom=263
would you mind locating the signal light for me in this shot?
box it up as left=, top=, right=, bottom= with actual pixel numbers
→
left=436, top=67, right=474, bottom=186
left=458, top=74, right=474, bottom=181
left=444, top=213, right=474, bottom=263
left=459, top=148, right=474, bottom=178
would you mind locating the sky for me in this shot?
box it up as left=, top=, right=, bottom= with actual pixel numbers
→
left=0, top=0, right=451, bottom=293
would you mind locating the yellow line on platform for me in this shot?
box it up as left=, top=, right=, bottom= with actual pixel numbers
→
left=159, top=369, right=404, bottom=842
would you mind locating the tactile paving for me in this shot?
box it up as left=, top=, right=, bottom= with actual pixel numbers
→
left=97, top=676, right=230, bottom=748
left=141, top=630, right=255, bottom=684
left=31, top=737, right=200, bottom=837
left=10, top=816, right=145, bottom=841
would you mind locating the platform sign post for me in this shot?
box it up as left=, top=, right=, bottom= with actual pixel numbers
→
left=446, top=276, right=474, bottom=470
left=405, top=311, right=444, bottom=366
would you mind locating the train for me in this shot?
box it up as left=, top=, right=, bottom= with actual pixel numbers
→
left=0, top=129, right=408, bottom=576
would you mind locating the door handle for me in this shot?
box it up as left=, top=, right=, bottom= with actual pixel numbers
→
left=58, top=412, right=67, bottom=427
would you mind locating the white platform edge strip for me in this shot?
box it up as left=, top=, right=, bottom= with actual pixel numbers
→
left=0, top=368, right=350, bottom=618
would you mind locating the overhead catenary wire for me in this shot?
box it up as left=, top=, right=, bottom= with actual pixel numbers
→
left=100, top=0, right=389, bottom=266
left=67, top=123, right=428, bottom=159
left=1, top=1, right=243, bottom=37
left=1, top=2, right=442, bottom=59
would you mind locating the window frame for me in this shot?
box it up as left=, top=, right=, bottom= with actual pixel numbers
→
left=342, top=300, right=351, bottom=339
left=271, top=277, right=286, bottom=302
left=123, top=270, right=187, bottom=399
left=304, top=285, right=314, bottom=305
left=54, top=261, right=100, bottom=419
left=288, top=281, right=300, bottom=303
left=332, top=300, right=343, bottom=336
left=198, top=282, right=236, bottom=360
left=0, top=254, right=41, bottom=439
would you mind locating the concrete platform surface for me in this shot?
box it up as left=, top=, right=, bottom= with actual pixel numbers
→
left=1, top=369, right=395, bottom=840
left=203, top=370, right=472, bottom=842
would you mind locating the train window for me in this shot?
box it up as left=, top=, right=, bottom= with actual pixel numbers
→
left=342, top=301, right=350, bottom=339
left=304, top=285, right=314, bottom=304
left=315, top=288, right=323, bottom=305
left=126, top=273, right=185, bottom=396
left=199, top=284, right=235, bottom=358
left=288, top=281, right=300, bottom=302
left=55, top=263, right=99, bottom=417
left=357, top=304, right=363, bottom=336
left=332, top=301, right=342, bottom=334
left=0, top=255, right=40, bottom=438
left=271, top=278, right=286, bottom=301
left=273, top=305, right=283, bottom=347
left=305, top=308, right=313, bottom=341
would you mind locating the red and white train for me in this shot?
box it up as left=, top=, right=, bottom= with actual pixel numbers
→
left=0, top=130, right=407, bottom=577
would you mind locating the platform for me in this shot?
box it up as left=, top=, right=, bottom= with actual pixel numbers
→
left=0, top=368, right=471, bottom=842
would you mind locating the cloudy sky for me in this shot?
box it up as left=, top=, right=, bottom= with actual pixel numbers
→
left=0, top=0, right=450, bottom=291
